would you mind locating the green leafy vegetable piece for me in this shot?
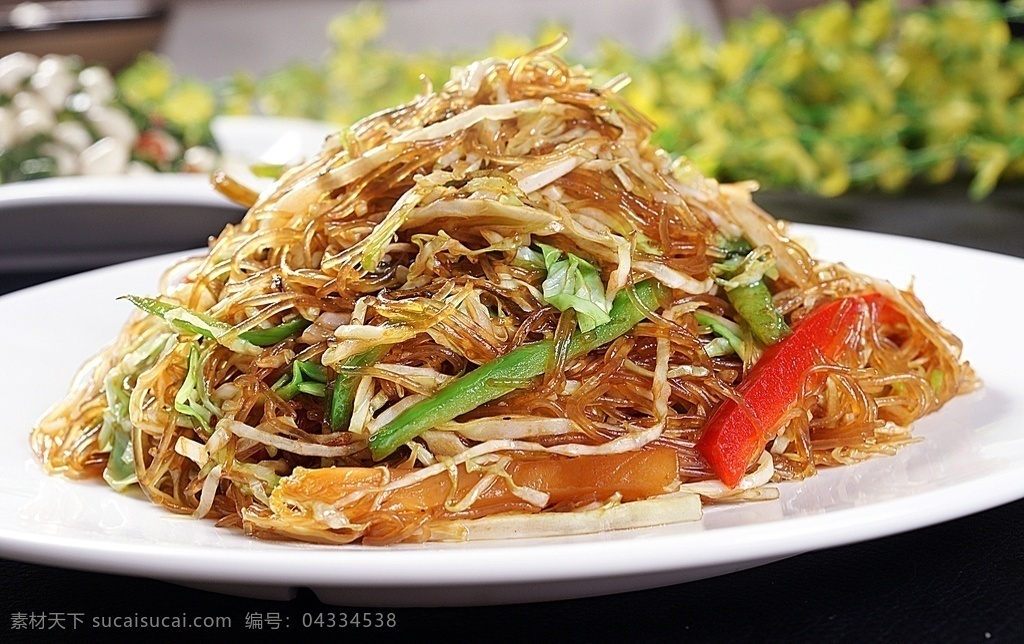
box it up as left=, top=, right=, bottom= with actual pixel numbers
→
left=98, top=330, right=173, bottom=491
left=513, top=246, right=545, bottom=269
left=104, top=428, right=136, bottom=491
left=694, top=311, right=747, bottom=359
left=238, top=317, right=312, bottom=346
left=537, top=243, right=613, bottom=333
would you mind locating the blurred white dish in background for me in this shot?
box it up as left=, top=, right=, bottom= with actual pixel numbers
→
left=0, top=172, right=226, bottom=206
left=211, top=115, right=337, bottom=167
left=209, top=114, right=338, bottom=194
left=0, top=173, right=240, bottom=273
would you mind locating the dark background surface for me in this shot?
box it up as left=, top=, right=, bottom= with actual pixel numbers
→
left=1, top=183, right=1022, bottom=643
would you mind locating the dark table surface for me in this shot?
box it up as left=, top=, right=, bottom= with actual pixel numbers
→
left=1, top=183, right=1022, bottom=643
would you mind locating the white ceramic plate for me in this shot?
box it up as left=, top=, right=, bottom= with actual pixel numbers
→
left=1, top=225, right=1021, bottom=607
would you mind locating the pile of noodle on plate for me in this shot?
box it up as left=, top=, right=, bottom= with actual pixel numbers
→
left=31, top=38, right=976, bottom=545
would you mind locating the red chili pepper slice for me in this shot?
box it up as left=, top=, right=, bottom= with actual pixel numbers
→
left=696, top=295, right=878, bottom=488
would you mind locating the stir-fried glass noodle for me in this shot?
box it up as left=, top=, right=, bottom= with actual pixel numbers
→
left=31, top=38, right=977, bottom=545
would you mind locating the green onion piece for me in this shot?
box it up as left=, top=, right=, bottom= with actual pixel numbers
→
left=710, top=236, right=789, bottom=346
left=250, top=163, right=287, bottom=179
left=273, top=362, right=302, bottom=401
left=297, top=361, right=328, bottom=383
left=297, top=382, right=327, bottom=397
left=124, top=295, right=215, bottom=338
left=368, top=279, right=668, bottom=460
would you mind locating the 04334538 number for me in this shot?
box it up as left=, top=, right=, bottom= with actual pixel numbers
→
left=301, top=612, right=397, bottom=628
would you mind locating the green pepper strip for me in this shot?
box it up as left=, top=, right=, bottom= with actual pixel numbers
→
left=240, top=317, right=311, bottom=346
left=274, top=360, right=329, bottom=401
left=725, top=281, right=791, bottom=346
left=124, top=295, right=310, bottom=346
left=711, top=235, right=789, bottom=347
left=368, top=279, right=669, bottom=461
left=328, top=345, right=392, bottom=431
left=694, top=311, right=746, bottom=357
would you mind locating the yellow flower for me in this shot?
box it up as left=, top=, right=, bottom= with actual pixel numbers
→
left=748, top=14, right=787, bottom=49
left=928, top=98, right=979, bottom=140
left=117, top=53, right=174, bottom=107
left=773, top=43, right=811, bottom=85
left=161, top=80, right=216, bottom=127
left=828, top=99, right=877, bottom=140
left=853, top=0, right=895, bottom=48
left=926, top=157, right=957, bottom=184
left=802, top=2, right=852, bottom=50
left=813, top=140, right=851, bottom=197
left=870, top=148, right=911, bottom=192
left=716, top=41, right=753, bottom=84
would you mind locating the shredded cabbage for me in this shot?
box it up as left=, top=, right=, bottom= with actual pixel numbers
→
left=538, top=243, right=612, bottom=332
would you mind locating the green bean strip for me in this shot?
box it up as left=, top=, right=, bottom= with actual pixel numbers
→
left=725, top=281, right=791, bottom=345
left=368, top=279, right=668, bottom=460
left=124, top=295, right=310, bottom=346
left=328, top=344, right=392, bottom=431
